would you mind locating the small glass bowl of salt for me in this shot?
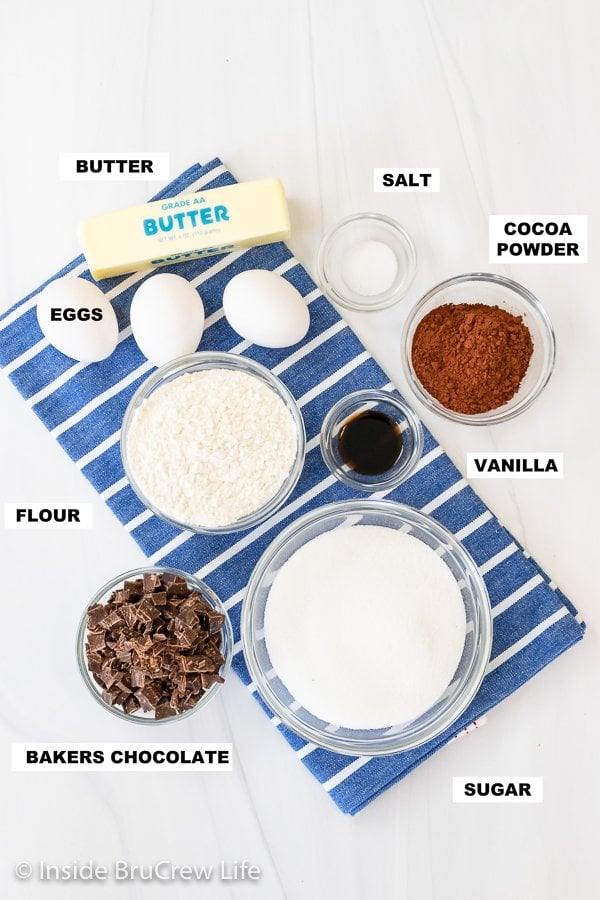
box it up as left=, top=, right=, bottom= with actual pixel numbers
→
left=316, top=213, right=416, bottom=312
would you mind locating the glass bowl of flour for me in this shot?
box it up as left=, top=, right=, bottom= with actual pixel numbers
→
left=242, top=499, right=492, bottom=756
left=121, top=352, right=306, bottom=533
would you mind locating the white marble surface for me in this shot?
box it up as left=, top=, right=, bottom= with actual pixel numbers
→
left=1, top=1, right=599, bottom=897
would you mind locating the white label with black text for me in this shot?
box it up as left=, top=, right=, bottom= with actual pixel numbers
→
left=374, top=167, right=440, bottom=192
left=453, top=777, right=543, bottom=803
left=59, top=152, right=170, bottom=181
left=12, top=743, right=232, bottom=773
left=467, top=452, right=563, bottom=479
left=489, top=214, right=587, bottom=263
left=4, top=502, right=94, bottom=529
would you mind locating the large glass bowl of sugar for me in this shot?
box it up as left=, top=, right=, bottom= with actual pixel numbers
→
left=241, top=499, right=492, bottom=756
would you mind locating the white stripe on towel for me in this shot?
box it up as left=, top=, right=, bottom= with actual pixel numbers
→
left=479, top=542, right=518, bottom=575
left=492, top=574, right=544, bottom=619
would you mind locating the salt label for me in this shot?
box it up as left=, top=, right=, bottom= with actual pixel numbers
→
left=374, top=167, right=440, bottom=192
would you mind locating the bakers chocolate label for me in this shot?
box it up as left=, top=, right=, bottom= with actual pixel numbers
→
left=3, top=502, right=94, bottom=529
left=467, top=453, right=563, bottom=479
left=489, top=215, right=587, bottom=263
left=12, top=743, right=232, bottom=772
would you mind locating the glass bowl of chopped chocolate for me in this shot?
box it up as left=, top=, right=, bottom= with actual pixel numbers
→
left=77, top=567, right=233, bottom=723
left=402, top=273, right=556, bottom=424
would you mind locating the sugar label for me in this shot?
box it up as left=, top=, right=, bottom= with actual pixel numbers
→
left=453, top=777, right=543, bottom=803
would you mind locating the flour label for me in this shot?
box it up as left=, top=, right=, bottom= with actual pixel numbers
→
left=4, top=502, right=94, bottom=529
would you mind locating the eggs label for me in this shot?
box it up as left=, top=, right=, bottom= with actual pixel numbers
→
left=36, top=276, right=119, bottom=362
left=489, top=215, right=587, bottom=263
left=4, top=503, right=94, bottom=529
left=59, top=152, right=170, bottom=181
left=50, top=307, right=103, bottom=322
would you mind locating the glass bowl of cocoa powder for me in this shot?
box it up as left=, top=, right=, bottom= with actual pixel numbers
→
left=402, top=273, right=555, bottom=425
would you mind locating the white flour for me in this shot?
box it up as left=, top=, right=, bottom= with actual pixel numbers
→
left=264, top=525, right=466, bottom=729
left=126, top=369, right=298, bottom=527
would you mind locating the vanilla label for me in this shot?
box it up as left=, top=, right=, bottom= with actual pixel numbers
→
left=467, top=453, right=563, bottom=479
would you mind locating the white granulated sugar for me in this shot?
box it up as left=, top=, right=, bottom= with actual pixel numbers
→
left=264, top=525, right=466, bottom=729
left=342, top=239, right=398, bottom=296
left=126, top=369, right=298, bottom=527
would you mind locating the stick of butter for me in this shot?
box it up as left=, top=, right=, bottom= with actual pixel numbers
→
left=78, top=177, right=291, bottom=280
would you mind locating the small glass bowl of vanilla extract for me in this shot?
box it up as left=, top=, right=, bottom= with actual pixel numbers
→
left=320, top=390, right=424, bottom=493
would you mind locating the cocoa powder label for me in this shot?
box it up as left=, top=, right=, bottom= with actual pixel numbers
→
left=489, top=215, right=587, bottom=263
left=467, top=452, right=564, bottom=479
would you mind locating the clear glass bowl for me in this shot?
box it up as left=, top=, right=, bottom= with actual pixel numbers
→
left=241, top=500, right=492, bottom=756
left=121, top=351, right=306, bottom=533
left=316, top=213, right=417, bottom=311
left=402, top=272, right=556, bottom=425
left=77, top=566, right=233, bottom=724
left=320, top=390, right=424, bottom=492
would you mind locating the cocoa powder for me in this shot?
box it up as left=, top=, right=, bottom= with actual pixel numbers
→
left=411, top=303, right=533, bottom=415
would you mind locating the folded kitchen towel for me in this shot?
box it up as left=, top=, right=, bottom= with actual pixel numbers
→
left=0, top=159, right=585, bottom=814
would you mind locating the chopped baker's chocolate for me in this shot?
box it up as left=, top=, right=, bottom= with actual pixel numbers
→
left=84, top=572, right=227, bottom=719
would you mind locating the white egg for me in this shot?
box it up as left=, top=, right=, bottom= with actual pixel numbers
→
left=36, top=276, right=118, bottom=362
left=223, top=269, right=310, bottom=348
left=130, top=273, right=205, bottom=367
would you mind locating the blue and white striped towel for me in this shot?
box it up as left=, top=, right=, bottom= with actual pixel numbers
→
left=0, top=159, right=585, bottom=814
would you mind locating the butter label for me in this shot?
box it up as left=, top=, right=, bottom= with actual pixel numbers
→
left=78, top=178, right=290, bottom=280
left=59, top=152, right=170, bottom=181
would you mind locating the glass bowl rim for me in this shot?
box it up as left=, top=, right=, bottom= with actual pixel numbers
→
left=316, top=212, right=417, bottom=312
left=319, top=389, right=424, bottom=492
left=241, top=498, right=493, bottom=755
left=76, top=565, right=233, bottom=725
left=120, top=351, right=307, bottom=534
left=401, top=271, right=556, bottom=425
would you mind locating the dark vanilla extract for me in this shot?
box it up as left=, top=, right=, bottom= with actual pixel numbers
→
left=337, top=410, right=403, bottom=476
